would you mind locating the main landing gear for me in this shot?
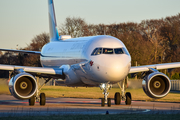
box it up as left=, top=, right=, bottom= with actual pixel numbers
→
left=29, top=93, right=46, bottom=106
left=100, top=77, right=132, bottom=107
left=29, top=77, right=51, bottom=106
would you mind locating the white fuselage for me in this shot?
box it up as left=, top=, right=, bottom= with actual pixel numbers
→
left=40, top=35, right=131, bottom=86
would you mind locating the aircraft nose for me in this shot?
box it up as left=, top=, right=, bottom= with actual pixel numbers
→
left=104, top=55, right=131, bottom=82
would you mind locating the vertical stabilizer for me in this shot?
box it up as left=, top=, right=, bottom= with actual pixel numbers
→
left=48, top=0, right=59, bottom=41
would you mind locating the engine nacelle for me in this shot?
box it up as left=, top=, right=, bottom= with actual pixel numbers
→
left=142, top=72, right=171, bottom=99
left=8, top=73, right=37, bottom=100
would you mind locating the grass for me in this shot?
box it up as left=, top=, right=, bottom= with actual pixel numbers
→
left=1, top=83, right=180, bottom=102
left=41, top=86, right=180, bottom=102
left=0, top=85, right=10, bottom=95
left=0, top=114, right=180, bottom=120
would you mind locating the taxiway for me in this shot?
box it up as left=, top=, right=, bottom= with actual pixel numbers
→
left=0, top=95, right=180, bottom=116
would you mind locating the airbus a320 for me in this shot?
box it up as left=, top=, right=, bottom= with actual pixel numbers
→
left=0, top=0, right=180, bottom=107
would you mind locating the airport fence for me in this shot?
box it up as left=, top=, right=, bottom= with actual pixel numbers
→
left=171, top=80, right=180, bottom=91
left=112, top=79, right=180, bottom=91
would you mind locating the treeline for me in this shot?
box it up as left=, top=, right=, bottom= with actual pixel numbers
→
left=59, top=15, right=180, bottom=66
left=0, top=13, right=180, bottom=78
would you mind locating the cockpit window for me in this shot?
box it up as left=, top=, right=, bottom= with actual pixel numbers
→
left=91, top=48, right=102, bottom=55
left=122, top=47, right=130, bottom=55
left=91, top=47, right=130, bottom=56
left=103, top=48, right=113, bottom=54
left=114, top=48, right=124, bottom=54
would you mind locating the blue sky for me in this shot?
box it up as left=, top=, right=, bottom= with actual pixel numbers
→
left=0, top=0, right=180, bottom=49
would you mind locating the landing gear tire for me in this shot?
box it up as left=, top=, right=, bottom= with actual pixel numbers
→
left=114, top=92, right=121, bottom=105
left=107, top=98, right=111, bottom=107
left=40, top=93, right=46, bottom=106
left=101, top=98, right=105, bottom=107
left=125, top=92, right=131, bottom=105
left=29, top=95, right=35, bottom=106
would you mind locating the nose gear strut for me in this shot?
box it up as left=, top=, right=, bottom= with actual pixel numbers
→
left=100, top=83, right=112, bottom=107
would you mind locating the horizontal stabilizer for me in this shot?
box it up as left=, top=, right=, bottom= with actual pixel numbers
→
left=0, top=49, right=41, bottom=55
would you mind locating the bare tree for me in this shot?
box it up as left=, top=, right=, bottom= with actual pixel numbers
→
left=139, top=19, right=166, bottom=63
left=59, top=17, right=88, bottom=38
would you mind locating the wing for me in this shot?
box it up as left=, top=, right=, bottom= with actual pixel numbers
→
left=0, top=48, right=41, bottom=55
left=0, top=49, right=65, bottom=78
left=0, top=64, right=64, bottom=79
left=129, top=62, right=180, bottom=73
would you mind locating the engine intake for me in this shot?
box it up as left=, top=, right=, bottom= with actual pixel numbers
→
left=9, top=73, right=37, bottom=100
left=142, top=72, right=171, bottom=98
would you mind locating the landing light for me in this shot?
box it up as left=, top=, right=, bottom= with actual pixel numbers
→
left=100, top=84, right=106, bottom=90
left=101, top=84, right=105, bottom=89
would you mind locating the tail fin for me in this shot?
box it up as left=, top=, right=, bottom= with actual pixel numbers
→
left=48, top=0, right=59, bottom=41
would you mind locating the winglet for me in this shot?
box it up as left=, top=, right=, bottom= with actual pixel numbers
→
left=48, top=0, right=59, bottom=41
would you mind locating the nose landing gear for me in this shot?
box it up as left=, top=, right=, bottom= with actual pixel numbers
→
left=100, top=83, right=112, bottom=107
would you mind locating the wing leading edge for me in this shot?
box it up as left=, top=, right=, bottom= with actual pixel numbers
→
left=0, top=64, right=64, bottom=79
left=129, top=62, right=180, bottom=73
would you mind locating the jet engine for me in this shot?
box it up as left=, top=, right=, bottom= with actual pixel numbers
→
left=142, top=71, right=171, bottom=99
left=8, top=72, right=37, bottom=100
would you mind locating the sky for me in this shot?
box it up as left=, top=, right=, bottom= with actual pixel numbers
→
left=0, top=0, right=180, bottom=49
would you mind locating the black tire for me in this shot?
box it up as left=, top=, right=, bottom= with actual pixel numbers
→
left=114, top=92, right=121, bottom=105
left=125, top=92, right=131, bottom=105
left=107, top=98, right=111, bottom=107
left=101, top=98, right=105, bottom=107
left=40, top=93, right=46, bottom=106
left=29, top=95, right=35, bottom=106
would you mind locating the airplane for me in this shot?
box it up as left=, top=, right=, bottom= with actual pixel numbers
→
left=0, top=0, right=180, bottom=107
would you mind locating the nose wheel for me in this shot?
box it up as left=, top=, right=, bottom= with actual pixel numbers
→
left=101, top=98, right=111, bottom=107
left=101, top=98, right=105, bottom=107
left=107, top=98, right=111, bottom=107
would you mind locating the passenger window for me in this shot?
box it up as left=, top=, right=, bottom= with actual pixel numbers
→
left=114, top=48, right=124, bottom=54
left=91, top=48, right=102, bottom=55
left=103, top=48, right=113, bottom=54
